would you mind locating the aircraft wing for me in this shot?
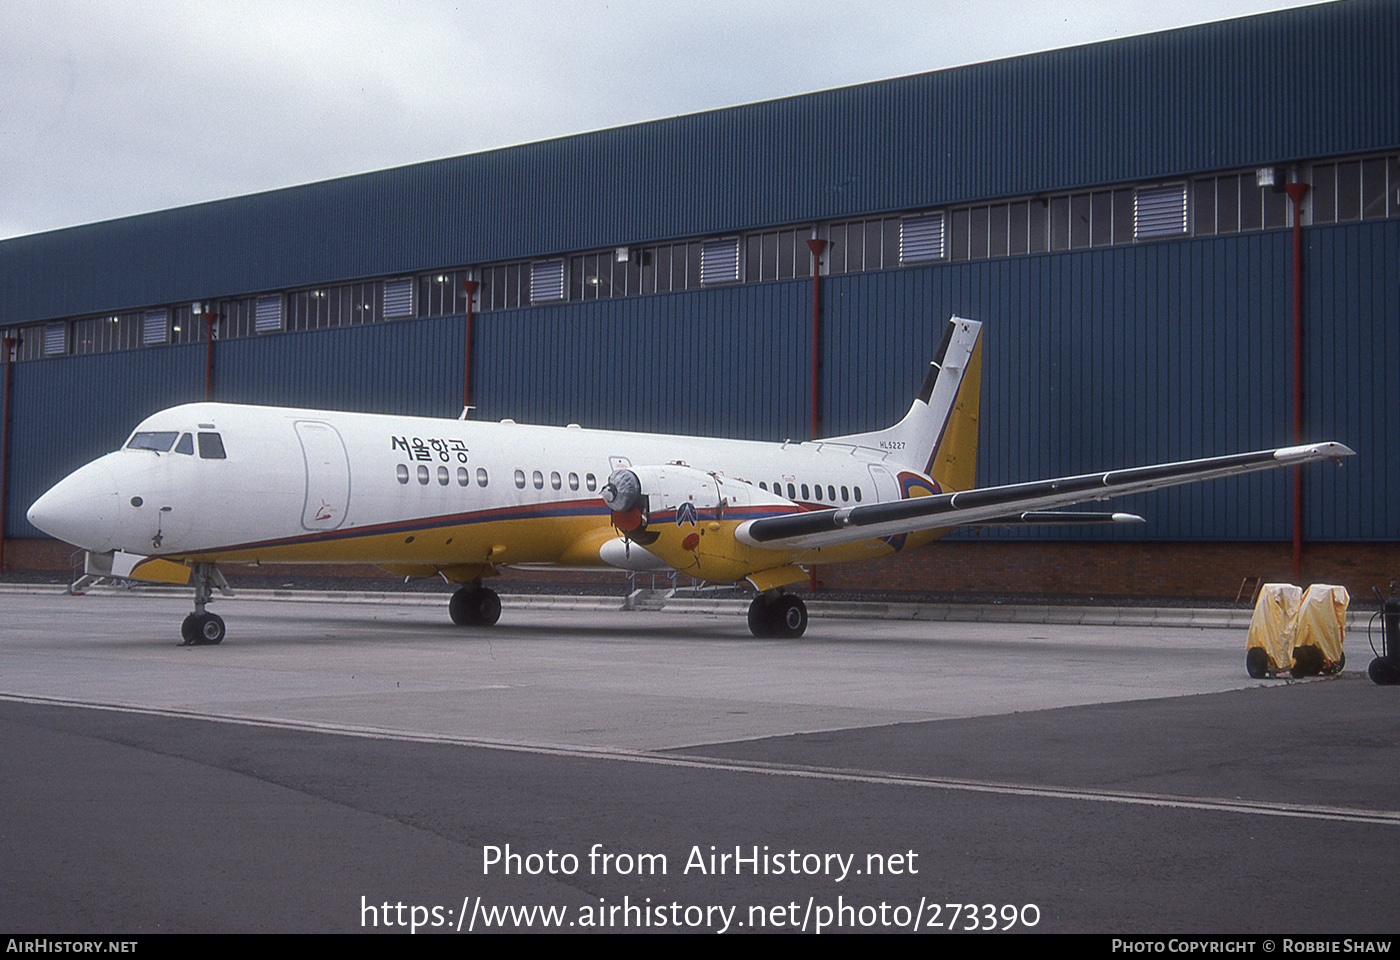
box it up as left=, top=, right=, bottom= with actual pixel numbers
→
left=735, top=442, right=1354, bottom=550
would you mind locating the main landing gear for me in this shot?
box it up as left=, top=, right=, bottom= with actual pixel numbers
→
left=180, top=562, right=229, bottom=646
left=747, top=592, right=808, bottom=638
left=450, top=582, right=502, bottom=627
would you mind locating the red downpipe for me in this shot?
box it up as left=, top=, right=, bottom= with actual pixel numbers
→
left=0, top=336, right=17, bottom=572
left=1285, top=182, right=1309, bottom=584
left=461, top=280, right=479, bottom=415
left=806, top=238, right=828, bottom=596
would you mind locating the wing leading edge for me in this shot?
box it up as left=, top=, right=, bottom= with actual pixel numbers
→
left=735, top=442, right=1355, bottom=550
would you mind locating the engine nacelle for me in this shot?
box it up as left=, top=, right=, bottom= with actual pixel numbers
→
left=600, top=464, right=794, bottom=582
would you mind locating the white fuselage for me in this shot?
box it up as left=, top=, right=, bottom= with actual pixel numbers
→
left=28, top=402, right=934, bottom=574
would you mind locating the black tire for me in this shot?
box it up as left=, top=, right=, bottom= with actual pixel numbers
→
left=194, top=613, right=225, bottom=646
left=1290, top=644, right=1323, bottom=678
left=1245, top=646, right=1270, bottom=679
left=180, top=614, right=200, bottom=646
left=449, top=587, right=473, bottom=625
left=771, top=596, right=808, bottom=639
left=1368, top=657, right=1400, bottom=685
left=450, top=585, right=502, bottom=627
left=473, top=588, right=502, bottom=626
left=747, top=596, right=774, bottom=638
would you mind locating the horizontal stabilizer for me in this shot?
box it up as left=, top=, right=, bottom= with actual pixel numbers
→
left=736, top=442, right=1354, bottom=550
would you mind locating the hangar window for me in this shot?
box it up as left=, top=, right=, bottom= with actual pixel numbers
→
left=824, top=218, right=900, bottom=273
left=72, top=313, right=139, bottom=354
left=700, top=238, right=741, bottom=284
left=1134, top=185, right=1188, bottom=239
left=478, top=263, right=530, bottom=311
left=744, top=229, right=813, bottom=282
left=418, top=269, right=475, bottom=317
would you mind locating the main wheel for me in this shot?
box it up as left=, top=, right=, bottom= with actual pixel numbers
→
left=472, top=587, right=502, bottom=626
left=180, top=614, right=200, bottom=646
left=193, top=613, right=225, bottom=646
left=450, top=585, right=502, bottom=627
left=747, top=595, right=775, bottom=638
left=771, top=596, right=808, bottom=639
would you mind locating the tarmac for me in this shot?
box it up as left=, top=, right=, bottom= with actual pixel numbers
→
left=0, top=584, right=1396, bottom=934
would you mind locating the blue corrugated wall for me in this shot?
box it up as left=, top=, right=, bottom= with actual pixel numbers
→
left=7, top=223, right=1393, bottom=542
left=1, top=1, right=1396, bottom=324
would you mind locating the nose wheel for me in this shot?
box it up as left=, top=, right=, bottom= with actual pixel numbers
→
left=747, top=593, right=808, bottom=638
left=449, top=584, right=502, bottom=627
left=179, top=562, right=230, bottom=645
left=181, top=612, right=226, bottom=646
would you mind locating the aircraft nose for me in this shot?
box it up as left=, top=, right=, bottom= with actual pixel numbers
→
left=27, top=457, right=121, bottom=552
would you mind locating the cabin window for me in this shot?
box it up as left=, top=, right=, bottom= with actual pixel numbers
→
left=828, top=485, right=836, bottom=501
left=437, top=466, right=449, bottom=485
left=532, top=470, right=544, bottom=490
left=126, top=431, right=178, bottom=452
left=841, top=485, right=849, bottom=502
left=477, top=468, right=489, bottom=487
left=514, top=470, right=525, bottom=489
left=854, top=486, right=862, bottom=502
left=787, top=483, right=796, bottom=500
left=813, top=485, right=823, bottom=501
left=759, top=482, right=767, bottom=491
left=586, top=473, right=597, bottom=491
left=801, top=484, right=810, bottom=499
left=396, top=464, right=409, bottom=484
left=417, top=465, right=429, bottom=484
left=550, top=471, right=562, bottom=490
left=457, top=467, right=469, bottom=486
left=568, top=472, right=579, bottom=491
left=197, top=433, right=226, bottom=459
left=174, top=433, right=194, bottom=455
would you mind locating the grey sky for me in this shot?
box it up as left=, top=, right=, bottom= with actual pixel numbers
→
left=0, top=0, right=1326, bottom=240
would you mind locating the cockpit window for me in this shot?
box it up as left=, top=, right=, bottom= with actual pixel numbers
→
left=126, top=431, right=178, bottom=452
left=197, top=432, right=226, bottom=459
left=174, top=433, right=195, bottom=455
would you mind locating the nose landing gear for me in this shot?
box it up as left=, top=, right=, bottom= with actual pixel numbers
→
left=180, top=562, right=231, bottom=645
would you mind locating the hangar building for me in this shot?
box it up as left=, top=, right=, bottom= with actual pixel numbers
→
left=2, top=0, right=1396, bottom=599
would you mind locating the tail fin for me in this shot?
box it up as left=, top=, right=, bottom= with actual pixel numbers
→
left=826, top=316, right=982, bottom=491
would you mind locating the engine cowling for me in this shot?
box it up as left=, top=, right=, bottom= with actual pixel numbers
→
left=600, top=464, right=794, bottom=582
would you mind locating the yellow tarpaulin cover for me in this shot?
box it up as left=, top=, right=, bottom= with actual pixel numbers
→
left=1293, top=584, right=1349, bottom=669
left=1247, top=583, right=1302, bottom=671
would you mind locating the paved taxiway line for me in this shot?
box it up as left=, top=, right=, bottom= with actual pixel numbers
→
left=8, top=691, right=1397, bottom=829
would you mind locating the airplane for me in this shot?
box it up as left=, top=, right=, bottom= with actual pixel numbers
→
left=26, top=317, right=1353, bottom=645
